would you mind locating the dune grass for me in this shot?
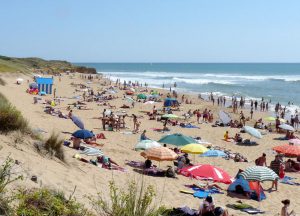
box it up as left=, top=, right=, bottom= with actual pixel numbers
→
left=0, top=93, right=29, bottom=133
left=16, top=188, right=94, bottom=216
left=44, top=133, right=65, bottom=162
left=90, top=179, right=169, bottom=216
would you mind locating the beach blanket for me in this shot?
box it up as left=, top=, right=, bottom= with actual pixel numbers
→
left=80, top=147, right=104, bottom=156
left=125, top=160, right=145, bottom=168
left=180, top=124, right=200, bottom=129
left=280, top=176, right=300, bottom=185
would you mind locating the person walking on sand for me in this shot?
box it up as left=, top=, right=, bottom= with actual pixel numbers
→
left=281, top=199, right=295, bottom=216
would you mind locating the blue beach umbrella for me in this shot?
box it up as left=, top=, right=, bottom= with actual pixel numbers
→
left=72, top=129, right=94, bottom=139
left=243, top=126, right=262, bottom=139
left=71, top=115, right=85, bottom=129
left=200, top=149, right=227, bottom=157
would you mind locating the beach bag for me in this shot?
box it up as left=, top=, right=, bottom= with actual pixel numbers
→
left=279, top=165, right=285, bottom=179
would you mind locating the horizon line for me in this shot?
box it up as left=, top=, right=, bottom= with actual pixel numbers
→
left=73, top=62, right=300, bottom=64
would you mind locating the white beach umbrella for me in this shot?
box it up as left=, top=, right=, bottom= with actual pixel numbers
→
left=16, top=78, right=24, bottom=83
left=279, top=124, right=295, bottom=132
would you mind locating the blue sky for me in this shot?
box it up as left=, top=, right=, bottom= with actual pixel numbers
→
left=0, top=0, right=300, bottom=62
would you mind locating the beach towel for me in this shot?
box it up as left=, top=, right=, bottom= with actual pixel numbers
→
left=180, top=124, right=200, bottom=129
left=80, top=147, right=104, bottom=156
left=241, top=208, right=265, bottom=214
left=125, top=160, right=145, bottom=168
left=280, top=176, right=300, bottom=185
left=193, top=190, right=210, bottom=199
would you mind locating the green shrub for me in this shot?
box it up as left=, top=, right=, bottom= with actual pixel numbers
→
left=0, top=93, right=28, bottom=133
left=0, top=157, right=23, bottom=215
left=90, top=179, right=169, bottom=216
left=44, top=133, right=65, bottom=161
left=16, top=188, right=94, bottom=216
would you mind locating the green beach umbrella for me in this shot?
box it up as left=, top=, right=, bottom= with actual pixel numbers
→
left=158, top=133, right=197, bottom=146
left=240, top=166, right=279, bottom=182
left=135, top=140, right=161, bottom=150
left=137, top=93, right=147, bottom=99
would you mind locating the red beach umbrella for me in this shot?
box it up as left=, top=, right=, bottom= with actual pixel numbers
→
left=273, top=144, right=300, bottom=157
left=179, top=164, right=232, bottom=184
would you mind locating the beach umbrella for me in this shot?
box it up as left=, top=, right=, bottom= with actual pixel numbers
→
left=137, top=93, right=147, bottom=99
left=158, top=133, right=197, bottom=146
left=243, top=126, right=262, bottom=139
left=273, top=144, right=300, bottom=157
left=265, top=116, right=286, bottom=123
left=72, top=129, right=94, bottom=139
left=179, top=164, right=232, bottom=184
left=279, top=124, right=295, bottom=132
left=289, top=139, right=300, bottom=145
left=240, top=166, right=278, bottom=182
left=16, top=78, right=24, bottom=83
left=71, top=115, right=85, bottom=129
left=143, top=101, right=156, bottom=105
left=219, top=111, right=231, bottom=125
left=140, top=147, right=178, bottom=161
left=181, top=144, right=208, bottom=154
left=125, top=97, right=134, bottom=103
left=162, top=114, right=179, bottom=119
left=200, top=150, right=227, bottom=157
left=29, top=83, right=38, bottom=89
left=135, top=140, right=161, bottom=150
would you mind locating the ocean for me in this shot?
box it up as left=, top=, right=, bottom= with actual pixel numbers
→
left=74, top=63, right=300, bottom=112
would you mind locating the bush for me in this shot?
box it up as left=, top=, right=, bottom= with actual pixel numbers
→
left=0, top=93, right=28, bottom=133
left=44, top=133, right=65, bottom=161
left=90, top=179, right=169, bottom=216
left=0, top=157, right=23, bottom=215
left=16, top=188, right=94, bottom=216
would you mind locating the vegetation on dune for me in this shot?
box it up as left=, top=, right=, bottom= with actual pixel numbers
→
left=0, top=93, right=29, bottom=133
left=0, top=55, right=96, bottom=74
left=16, top=188, right=93, bottom=216
left=90, top=179, right=169, bottom=216
left=34, top=133, right=65, bottom=162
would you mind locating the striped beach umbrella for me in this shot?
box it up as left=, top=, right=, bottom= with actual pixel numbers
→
left=140, top=147, right=178, bottom=161
left=200, top=149, right=227, bottom=157
left=273, top=144, right=300, bottom=157
left=240, top=166, right=278, bottom=182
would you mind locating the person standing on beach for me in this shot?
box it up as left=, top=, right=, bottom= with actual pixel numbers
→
left=223, top=97, right=226, bottom=107
left=254, top=100, right=258, bottom=110
left=250, top=108, right=254, bottom=119
left=294, top=115, right=299, bottom=130
left=53, top=88, right=56, bottom=98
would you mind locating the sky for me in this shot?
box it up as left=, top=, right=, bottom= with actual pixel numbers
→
left=0, top=0, right=300, bottom=62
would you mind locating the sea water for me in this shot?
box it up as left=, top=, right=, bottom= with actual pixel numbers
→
left=74, top=63, right=300, bottom=113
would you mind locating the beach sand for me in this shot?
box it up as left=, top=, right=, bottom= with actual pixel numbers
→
left=0, top=72, right=299, bottom=215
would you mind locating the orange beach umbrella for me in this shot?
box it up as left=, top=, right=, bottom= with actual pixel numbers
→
left=273, top=144, right=300, bottom=157
left=141, top=147, right=178, bottom=161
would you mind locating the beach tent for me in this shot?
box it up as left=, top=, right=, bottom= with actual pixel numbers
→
left=228, top=176, right=266, bottom=201
left=35, top=77, right=53, bottom=94
left=164, top=98, right=179, bottom=107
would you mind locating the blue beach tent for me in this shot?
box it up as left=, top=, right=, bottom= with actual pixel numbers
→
left=35, top=77, right=53, bottom=94
left=164, top=98, right=179, bottom=107
left=228, top=176, right=266, bottom=201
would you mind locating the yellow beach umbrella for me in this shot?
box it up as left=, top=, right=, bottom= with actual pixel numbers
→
left=265, top=116, right=285, bottom=123
left=181, top=144, right=208, bottom=154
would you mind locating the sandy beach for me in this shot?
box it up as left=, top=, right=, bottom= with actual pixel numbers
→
left=0, top=72, right=299, bottom=216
